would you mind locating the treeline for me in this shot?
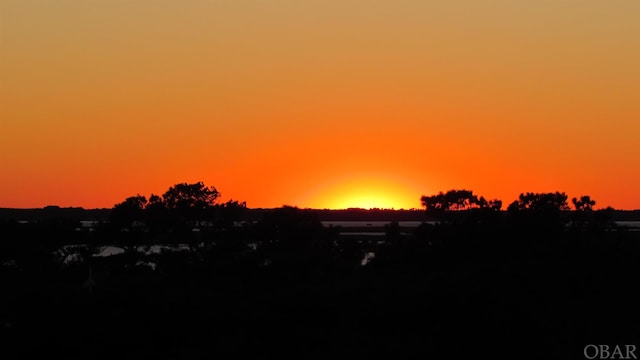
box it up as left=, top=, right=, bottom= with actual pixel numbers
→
left=109, top=184, right=621, bottom=232
left=0, top=206, right=111, bottom=222
left=420, top=189, right=617, bottom=230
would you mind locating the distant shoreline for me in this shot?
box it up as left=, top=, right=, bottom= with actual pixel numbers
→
left=2, top=206, right=640, bottom=222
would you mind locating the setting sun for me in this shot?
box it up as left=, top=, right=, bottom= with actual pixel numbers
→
left=328, top=193, right=404, bottom=210
left=301, top=175, right=424, bottom=210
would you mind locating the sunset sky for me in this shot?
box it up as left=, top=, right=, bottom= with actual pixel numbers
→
left=1, top=0, right=639, bottom=210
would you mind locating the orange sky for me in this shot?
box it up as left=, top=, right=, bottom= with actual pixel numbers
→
left=1, top=0, right=639, bottom=210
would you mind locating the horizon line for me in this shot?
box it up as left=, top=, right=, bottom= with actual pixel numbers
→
left=2, top=206, right=640, bottom=212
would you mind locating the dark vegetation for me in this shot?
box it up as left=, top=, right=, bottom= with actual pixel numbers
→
left=1, top=183, right=639, bottom=359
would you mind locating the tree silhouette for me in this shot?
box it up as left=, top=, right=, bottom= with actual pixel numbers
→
left=571, top=195, right=596, bottom=230
left=421, top=189, right=502, bottom=223
left=572, top=195, right=596, bottom=211
left=111, top=195, right=148, bottom=230
left=145, top=193, right=168, bottom=234
left=162, top=182, right=219, bottom=211
left=507, top=192, right=570, bottom=228
left=507, top=192, right=570, bottom=213
left=162, top=182, right=220, bottom=225
left=420, top=191, right=450, bottom=219
left=110, top=182, right=222, bottom=232
left=475, top=197, right=502, bottom=212
left=215, top=199, right=247, bottom=228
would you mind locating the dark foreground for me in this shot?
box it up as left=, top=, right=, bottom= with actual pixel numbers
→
left=2, top=217, right=640, bottom=359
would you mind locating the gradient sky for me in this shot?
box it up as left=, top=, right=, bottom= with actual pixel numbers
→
left=1, top=0, right=639, bottom=210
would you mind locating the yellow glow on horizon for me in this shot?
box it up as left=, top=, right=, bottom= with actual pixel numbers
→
left=302, top=175, right=425, bottom=210
left=330, top=192, right=404, bottom=210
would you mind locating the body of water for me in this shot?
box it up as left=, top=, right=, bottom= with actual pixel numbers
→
left=323, top=220, right=640, bottom=234
left=322, top=221, right=428, bottom=228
